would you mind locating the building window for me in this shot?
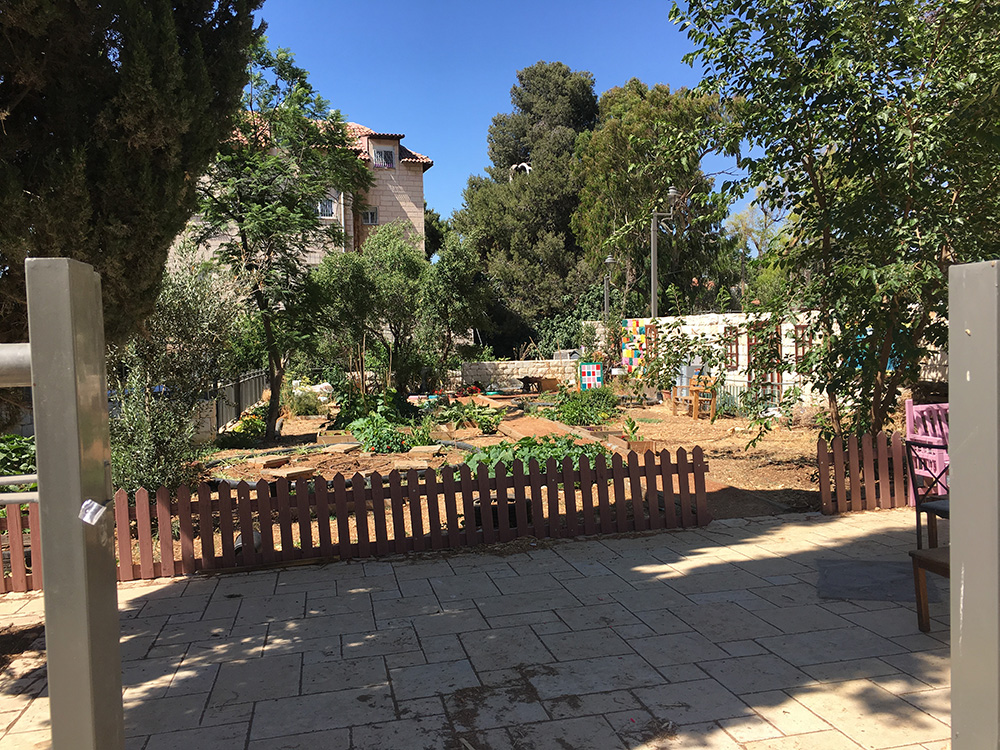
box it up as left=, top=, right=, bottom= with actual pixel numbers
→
left=317, top=199, right=335, bottom=218
left=724, top=326, right=739, bottom=370
left=372, top=146, right=395, bottom=169
left=794, top=324, right=812, bottom=364
left=361, top=208, right=378, bottom=225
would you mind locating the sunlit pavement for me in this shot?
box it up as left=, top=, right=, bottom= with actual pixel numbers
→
left=0, top=507, right=950, bottom=749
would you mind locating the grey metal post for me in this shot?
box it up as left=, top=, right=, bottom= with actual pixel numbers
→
left=650, top=215, right=658, bottom=319
left=949, top=259, right=1000, bottom=748
left=26, top=258, right=125, bottom=750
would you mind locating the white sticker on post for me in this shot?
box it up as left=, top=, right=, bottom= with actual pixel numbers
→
left=79, top=499, right=107, bottom=525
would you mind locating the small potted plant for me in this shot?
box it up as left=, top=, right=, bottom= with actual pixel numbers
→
left=621, top=416, right=656, bottom=454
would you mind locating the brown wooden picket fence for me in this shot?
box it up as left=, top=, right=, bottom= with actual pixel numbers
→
left=817, top=432, right=910, bottom=514
left=0, top=448, right=710, bottom=593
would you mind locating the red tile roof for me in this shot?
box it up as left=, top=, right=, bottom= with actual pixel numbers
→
left=346, top=122, right=433, bottom=170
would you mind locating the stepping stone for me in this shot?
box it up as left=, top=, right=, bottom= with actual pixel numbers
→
left=321, top=443, right=361, bottom=454
left=408, top=445, right=444, bottom=456
left=247, top=455, right=289, bottom=468
left=393, top=459, right=429, bottom=471
left=264, top=466, right=315, bottom=480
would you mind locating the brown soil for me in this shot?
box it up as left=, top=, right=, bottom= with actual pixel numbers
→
left=0, top=624, right=44, bottom=672
left=202, top=407, right=821, bottom=519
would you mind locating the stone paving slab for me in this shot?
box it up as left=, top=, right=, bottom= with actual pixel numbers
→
left=0, top=507, right=953, bottom=749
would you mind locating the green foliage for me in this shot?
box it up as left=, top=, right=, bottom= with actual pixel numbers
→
left=638, top=318, right=727, bottom=393
left=465, top=436, right=611, bottom=477
left=623, top=416, right=642, bottom=442
left=672, top=0, right=1000, bottom=433
left=474, top=409, right=505, bottom=435
left=314, top=222, right=429, bottom=393
left=572, top=80, right=739, bottom=314
left=0, top=1, right=261, bottom=346
left=453, top=61, right=599, bottom=350
left=332, top=385, right=413, bottom=430
left=0, top=434, right=36, bottom=492
left=108, top=252, right=245, bottom=491
left=423, top=203, right=448, bottom=261
left=348, top=413, right=411, bottom=454
left=547, top=386, right=620, bottom=426
left=286, top=390, right=323, bottom=417
left=215, top=403, right=268, bottom=449
left=196, top=39, right=372, bottom=440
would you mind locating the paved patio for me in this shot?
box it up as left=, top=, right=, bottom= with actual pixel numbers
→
left=1, top=508, right=950, bottom=749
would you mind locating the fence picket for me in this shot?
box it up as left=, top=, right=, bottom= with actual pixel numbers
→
left=276, top=480, right=294, bottom=561
left=373, top=472, right=391, bottom=557
left=27, top=503, right=41, bottom=590
left=396, top=471, right=415, bottom=554
left=562, top=456, right=578, bottom=538
left=876, top=432, right=891, bottom=508
left=408, top=469, right=425, bottom=552
left=545, top=458, right=560, bottom=538
left=7, top=503, right=27, bottom=592
left=257, top=479, right=276, bottom=564
left=198, top=484, right=214, bottom=571
left=659, top=449, right=677, bottom=529
left=832, top=437, right=847, bottom=511
left=595, top=454, right=612, bottom=534
left=511, top=460, right=530, bottom=539
left=333, top=473, right=351, bottom=561
left=693, top=447, right=710, bottom=525
left=425, top=469, right=443, bottom=550
left=528, top=459, right=545, bottom=538
left=156, top=487, right=175, bottom=577
left=476, top=464, right=496, bottom=545
left=296, top=478, right=313, bottom=555
left=846, top=435, right=861, bottom=512
left=817, top=440, right=833, bottom=514
left=628, top=452, right=647, bottom=533
left=134, top=489, right=155, bottom=579
left=579, top=456, right=596, bottom=536
left=612, top=453, right=628, bottom=532
left=219, top=483, right=237, bottom=567
left=861, top=434, right=875, bottom=511
left=315, top=478, right=333, bottom=557
left=176, top=486, right=196, bottom=574
left=115, top=489, right=133, bottom=581
left=495, top=465, right=512, bottom=543
left=442, top=466, right=461, bottom=549
left=353, top=472, right=371, bottom=558
left=891, top=432, right=906, bottom=507
left=643, top=452, right=661, bottom=530
left=677, top=449, right=693, bottom=528
left=460, top=465, right=479, bottom=547
left=235, top=482, right=257, bottom=567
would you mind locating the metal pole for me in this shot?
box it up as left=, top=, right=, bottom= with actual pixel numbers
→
left=604, top=272, right=610, bottom=319
left=950, top=259, right=1000, bottom=748
left=650, top=216, right=658, bottom=319
left=26, top=258, right=125, bottom=750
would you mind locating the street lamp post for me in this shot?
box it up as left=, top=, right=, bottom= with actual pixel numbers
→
left=650, top=186, right=682, bottom=320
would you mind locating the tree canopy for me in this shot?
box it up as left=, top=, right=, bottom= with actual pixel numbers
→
left=0, top=0, right=262, bottom=345
left=453, top=61, right=599, bottom=352
left=572, top=79, right=738, bottom=314
left=195, top=40, right=372, bottom=439
left=673, top=0, right=1000, bottom=432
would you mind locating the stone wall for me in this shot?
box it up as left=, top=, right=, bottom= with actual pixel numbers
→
left=461, top=360, right=582, bottom=390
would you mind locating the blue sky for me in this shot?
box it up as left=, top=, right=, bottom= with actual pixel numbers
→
left=259, top=0, right=737, bottom=221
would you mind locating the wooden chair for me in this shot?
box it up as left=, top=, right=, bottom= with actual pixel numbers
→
left=904, top=438, right=950, bottom=549
left=909, top=546, right=949, bottom=632
left=905, top=399, right=948, bottom=503
left=671, top=375, right=717, bottom=420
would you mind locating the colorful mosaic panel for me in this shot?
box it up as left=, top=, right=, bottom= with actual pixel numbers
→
left=621, top=318, right=656, bottom=373
left=579, top=362, right=603, bottom=390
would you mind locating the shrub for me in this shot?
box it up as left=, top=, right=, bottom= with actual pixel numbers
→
left=475, top=409, right=504, bottom=435
left=348, top=413, right=412, bottom=453
left=287, top=389, right=323, bottom=416
left=0, top=434, right=36, bottom=493
left=465, top=435, right=611, bottom=476
left=548, top=386, right=619, bottom=426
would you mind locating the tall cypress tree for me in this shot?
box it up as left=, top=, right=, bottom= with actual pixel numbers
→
left=0, top=0, right=262, bottom=345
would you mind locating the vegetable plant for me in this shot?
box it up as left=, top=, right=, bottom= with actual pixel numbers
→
left=465, top=435, right=611, bottom=476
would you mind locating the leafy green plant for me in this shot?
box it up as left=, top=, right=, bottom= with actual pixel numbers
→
left=465, top=435, right=611, bottom=476
left=546, top=385, right=619, bottom=426
left=348, top=413, right=412, bottom=453
left=623, top=416, right=642, bottom=442
left=474, top=409, right=504, bottom=435
left=215, top=403, right=268, bottom=450
left=409, top=415, right=437, bottom=447
left=286, top=389, right=323, bottom=416
left=0, top=434, right=36, bottom=493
